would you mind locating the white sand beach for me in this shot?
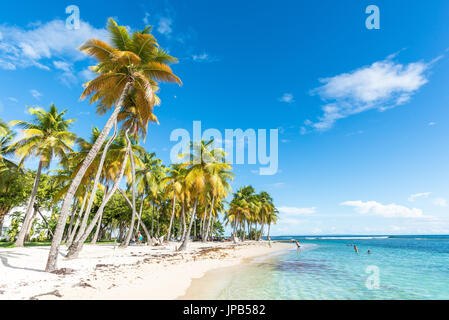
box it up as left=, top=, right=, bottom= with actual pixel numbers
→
left=0, top=241, right=292, bottom=300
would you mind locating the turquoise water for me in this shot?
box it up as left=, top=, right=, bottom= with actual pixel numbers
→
left=215, top=236, right=449, bottom=300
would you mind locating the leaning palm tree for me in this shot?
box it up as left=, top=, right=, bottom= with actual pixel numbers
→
left=9, top=105, right=76, bottom=247
left=47, top=18, right=181, bottom=272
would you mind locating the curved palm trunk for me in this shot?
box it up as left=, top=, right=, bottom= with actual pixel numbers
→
left=15, top=160, right=43, bottom=247
left=119, top=189, right=151, bottom=244
left=66, top=189, right=89, bottom=247
left=66, top=142, right=130, bottom=259
left=132, top=195, right=144, bottom=241
left=121, top=134, right=137, bottom=248
left=24, top=207, right=37, bottom=241
left=64, top=200, right=78, bottom=243
left=90, top=211, right=103, bottom=244
left=46, top=82, right=131, bottom=272
left=76, top=122, right=118, bottom=243
left=167, top=192, right=176, bottom=242
left=178, top=198, right=198, bottom=251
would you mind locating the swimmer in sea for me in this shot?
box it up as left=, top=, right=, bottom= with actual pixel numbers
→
left=354, top=245, right=358, bottom=253
left=367, top=250, right=371, bottom=254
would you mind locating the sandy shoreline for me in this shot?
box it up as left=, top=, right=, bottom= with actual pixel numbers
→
left=0, top=241, right=292, bottom=300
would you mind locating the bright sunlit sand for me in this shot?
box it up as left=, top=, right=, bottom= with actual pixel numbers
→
left=0, top=241, right=292, bottom=300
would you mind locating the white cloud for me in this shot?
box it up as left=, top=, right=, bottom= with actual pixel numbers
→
left=191, top=53, right=219, bottom=63
left=143, top=12, right=150, bottom=25
left=341, top=200, right=431, bottom=219
left=278, top=206, right=317, bottom=216
left=30, top=89, right=42, bottom=99
left=192, top=53, right=208, bottom=62
left=279, top=93, right=294, bottom=104
left=157, top=17, right=173, bottom=36
left=307, top=56, right=431, bottom=131
left=428, top=122, right=437, bottom=126
left=79, top=68, right=96, bottom=81
left=8, top=97, right=18, bottom=103
left=0, top=19, right=106, bottom=71
left=408, top=192, right=431, bottom=202
left=53, top=60, right=71, bottom=72
left=432, top=197, right=447, bottom=207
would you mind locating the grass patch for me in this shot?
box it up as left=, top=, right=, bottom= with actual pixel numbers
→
left=0, top=241, right=52, bottom=248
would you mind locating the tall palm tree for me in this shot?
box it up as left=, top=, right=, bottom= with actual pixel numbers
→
left=257, top=191, right=274, bottom=240
left=163, top=164, right=184, bottom=241
left=47, top=18, right=181, bottom=271
left=178, top=140, right=230, bottom=250
left=66, top=130, right=143, bottom=257
left=10, top=105, right=76, bottom=247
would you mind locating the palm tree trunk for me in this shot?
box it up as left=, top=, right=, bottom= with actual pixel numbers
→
left=64, top=199, right=78, bottom=243
left=90, top=211, right=103, bottom=244
left=178, top=198, right=198, bottom=251
left=90, top=185, right=110, bottom=245
left=24, top=207, right=37, bottom=241
left=122, top=134, right=137, bottom=248
left=77, top=122, right=118, bottom=243
left=201, top=204, right=208, bottom=242
left=156, top=206, right=160, bottom=238
left=66, top=189, right=89, bottom=247
left=46, top=81, right=131, bottom=272
left=181, top=201, right=187, bottom=241
left=118, top=189, right=151, bottom=244
left=267, top=223, right=271, bottom=240
left=258, top=222, right=265, bottom=241
left=66, top=140, right=130, bottom=259
left=204, top=195, right=215, bottom=242
left=167, top=192, right=176, bottom=242
left=16, top=160, right=43, bottom=247
left=151, top=202, right=155, bottom=238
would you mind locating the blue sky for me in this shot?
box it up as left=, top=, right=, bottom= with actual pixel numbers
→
left=1, top=0, right=449, bottom=235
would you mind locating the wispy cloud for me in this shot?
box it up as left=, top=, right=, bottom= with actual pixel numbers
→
left=279, top=93, right=294, bottom=104
left=305, top=55, right=432, bottom=131
left=341, top=200, right=431, bottom=219
left=432, top=197, right=447, bottom=207
left=8, top=97, right=18, bottom=103
left=428, top=121, right=437, bottom=126
left=191, top=53, right=219, bottom=63
left=408, top=192, right=431, bottom=202
left=0, top=19, right=106, bottom=71
left=30, top=89, right=42, bottom=99
left=157, top=17, right=173, bottom=36
left=278, top=206, right=317, bottom=216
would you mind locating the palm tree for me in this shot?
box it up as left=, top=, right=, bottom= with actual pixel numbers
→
left=47, top=18, right=181, bottom=271
left=163, top=164, right=184, bottom=241
left=66, top=130, right=143, bottom=257
left=265, top=208, right=279, bottom=240
left=257, top=191, right=274, bottom=240
left=178, top=140, right=230, bottom=250
left=10, top=105, right=76, bottom=247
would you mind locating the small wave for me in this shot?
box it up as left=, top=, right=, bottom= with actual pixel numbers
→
left=303, top=236, right=389, bottom=240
